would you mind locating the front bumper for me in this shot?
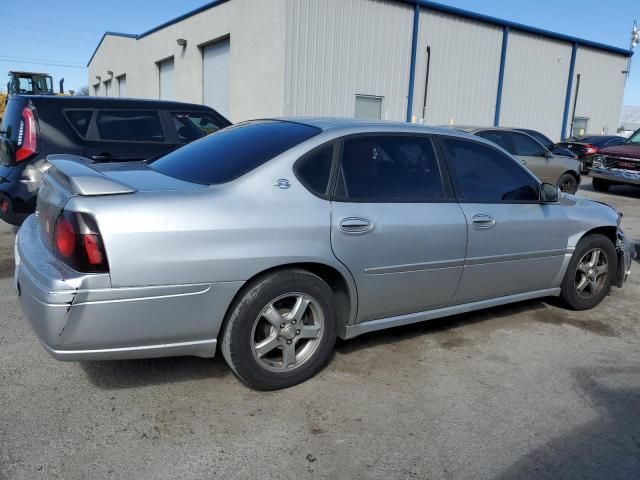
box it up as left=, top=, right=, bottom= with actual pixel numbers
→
left=591, top=167, right=640, bottom=186
left=15, top=216, right=243, bottom=361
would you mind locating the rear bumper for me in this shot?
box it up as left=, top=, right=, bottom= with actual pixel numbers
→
left=15, top=215, right=243, bottom=361
left=591, top=168, right=640, bottom=186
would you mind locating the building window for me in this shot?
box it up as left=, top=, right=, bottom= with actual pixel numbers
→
left=103, top=79, right=111, bottom=97
left=355, top=95, right=383, bottom=120
left=572, top=117, right=589, bottom=137
left=117, top=75, right=127, bottom=97
left=202, top=38, right=230, bottom=118
left=158, top=57, right=175, bottom=101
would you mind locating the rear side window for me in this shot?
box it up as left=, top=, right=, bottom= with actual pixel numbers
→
left=64, top=110, right=93, bottom=138
left=476, top=131, right=514, bottom=153
left=295, top=144, right=334, bottom=196
left=335, top=135, right=445, bottom=202
left=442, top=138, right=539, bottom=203
left=171, top=112, right=224, bottom=143
left=509, top=132, right=547, bottom=157
left=150, top=121, right=321, bottom=185
left=96, top=110, right=164, bottom=142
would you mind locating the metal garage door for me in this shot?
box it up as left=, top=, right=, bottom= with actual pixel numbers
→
left=203, top=39, right=230, bottom=118
left=159, top=58, right=175, bottom=100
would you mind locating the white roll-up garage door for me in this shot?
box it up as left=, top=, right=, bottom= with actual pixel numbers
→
left=159, top=58, right=175, bottom=101
left=203, top=39, right=230, bottom=118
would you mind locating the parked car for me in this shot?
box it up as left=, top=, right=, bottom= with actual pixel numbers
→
left=512, top=128, right=577, bottom=159
left=446, top=126, right=582, bottom=193
left=590, top=127, right=640, bottom=191
left=555, top=135, right=626, bottom=173
left=0, top=95, right=230, bottom=225
left=16, top=119, right=632, bottom=390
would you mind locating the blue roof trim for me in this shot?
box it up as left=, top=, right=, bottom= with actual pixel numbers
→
left=88, top=0, right=632, bottom=67
left=87, top=32, right=138, bottom=67
left=398, top=0, right=632, bottom=56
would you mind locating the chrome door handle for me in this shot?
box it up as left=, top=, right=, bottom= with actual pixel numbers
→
left=339, top=217, right=373, bottom=234
left=520, top=159, right=528, bottom=165
left=471, top=214, right=496, bottom=230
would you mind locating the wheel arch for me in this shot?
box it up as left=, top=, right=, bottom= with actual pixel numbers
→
left=219, top=261, right=357, bottom=341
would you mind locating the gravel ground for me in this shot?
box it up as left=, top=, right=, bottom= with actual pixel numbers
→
left=1, top=177, right=639, bottom=480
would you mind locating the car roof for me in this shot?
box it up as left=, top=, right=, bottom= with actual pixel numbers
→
left=266, top=117, right=472, bottom=137
left=17, top=94, right=216, bottom=111
left=436, top=125, right=526, bottom=134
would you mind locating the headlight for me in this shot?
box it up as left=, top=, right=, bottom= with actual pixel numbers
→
left=593, top=155, right=605, bottom=168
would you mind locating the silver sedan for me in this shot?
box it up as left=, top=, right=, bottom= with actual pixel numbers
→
left=15, top=119, right=632, bottom=389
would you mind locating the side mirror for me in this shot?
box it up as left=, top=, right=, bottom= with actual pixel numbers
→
left=540, top=182, right=560, bottom=203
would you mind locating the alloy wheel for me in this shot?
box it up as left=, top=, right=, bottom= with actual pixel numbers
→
left=250, top=293, right=324, bottom=372
left=574, top=248, right=609, bottom=299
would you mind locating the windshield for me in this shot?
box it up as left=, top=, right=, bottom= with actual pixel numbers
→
left=150, top=120, right=321, bottom=185
left=626, top=129, right=640, bottom=145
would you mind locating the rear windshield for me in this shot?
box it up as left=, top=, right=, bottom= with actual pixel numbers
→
left=150, top=120, right=321, bottom=185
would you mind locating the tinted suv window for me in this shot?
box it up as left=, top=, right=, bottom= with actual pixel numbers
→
left=509, top=132, right=547, bottom=157
left=295, top=144, right=334, bottom=196
left=150, top=121, right=321, bottom=185
left=64, top=110, right=93, bottom=137
left=336, top=136, right=444, bottom=202
left=96, top=110, right=164, bottom=142
left=171, top=112, right=224, bottom=143
left=442, top=138, right=539, bottom=203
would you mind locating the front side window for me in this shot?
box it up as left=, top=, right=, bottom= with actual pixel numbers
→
left=150, top=120, right=321, bottom=185
left=442, top=138, right=539, bottom=203
left=96, top=110, right=164, bottom=142
left=625, top=129, right=640, bottom=145
left=171, top=112, right=224, bottom=143
left=335, top=135, right=445, bottom=202
left=509, top=132, right=547, bottom=157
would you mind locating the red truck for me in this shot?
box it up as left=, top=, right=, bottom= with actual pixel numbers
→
left=591, top=128, right=640, bottom=191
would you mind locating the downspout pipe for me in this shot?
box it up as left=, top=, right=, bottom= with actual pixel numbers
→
left=494, top=26, right=509, bottom=126
left=406, top=4, right=420, bottom=122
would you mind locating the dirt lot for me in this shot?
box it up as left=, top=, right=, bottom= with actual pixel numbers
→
left=1, top=178, right=639, bottom=480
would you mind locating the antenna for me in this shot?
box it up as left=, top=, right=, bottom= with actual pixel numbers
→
left=632, top=20, right=640, bottom=48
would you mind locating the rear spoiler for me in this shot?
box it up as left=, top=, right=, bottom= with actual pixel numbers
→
left=46, top=155, right=136, bottom=196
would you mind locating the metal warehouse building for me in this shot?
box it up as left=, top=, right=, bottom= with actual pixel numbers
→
left=87, top=0, right=633, bottom=141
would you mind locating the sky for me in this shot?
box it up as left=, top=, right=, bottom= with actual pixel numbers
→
left=1, top=0, right=639, bottom=105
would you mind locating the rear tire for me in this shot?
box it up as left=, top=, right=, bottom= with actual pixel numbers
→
left=0, top=193, right=24, bottom=227
left=560, top=233, right=617, bottom=310
left=557, top=173, right=578, bottom=194
left=592, top=178, right=611, bottom=192
left=220, top=269, right=337, bottom=390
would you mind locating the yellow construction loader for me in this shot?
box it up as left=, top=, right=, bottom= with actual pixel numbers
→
left=1, top=71, right=66, bottom=119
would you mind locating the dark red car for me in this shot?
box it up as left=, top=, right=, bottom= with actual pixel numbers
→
left=555, top=135, right=626, bottom=173
left=590, top=128, right=640, bottom=191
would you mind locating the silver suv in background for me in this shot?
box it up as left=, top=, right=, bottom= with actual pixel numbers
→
left=445, top=126, right=582, bottom=193
left=15, top=119, right=631, bottom=390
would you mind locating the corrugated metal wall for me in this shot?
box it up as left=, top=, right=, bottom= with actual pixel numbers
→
left=499, top=31, right=572, bottom=140
left=284, top=0, right=413, bottom=120
left=569, top=47, right=628, bottom=136
left=413, top=10, right=503, bottom=126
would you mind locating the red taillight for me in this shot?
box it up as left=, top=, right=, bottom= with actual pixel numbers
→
left=584, top=145, right=598, bottom=155
left=53, top=211, right=109, bottom=273
left=55, top=217, right=76, bottom=258
left=16, top=107, right=37, bottom=163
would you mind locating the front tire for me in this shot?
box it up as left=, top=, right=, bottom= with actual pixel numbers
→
left=557, top=173, right=578, bottom=194
left=560, top=233, right=617, bottom=310
left=220, top=269, right=337, bottom=390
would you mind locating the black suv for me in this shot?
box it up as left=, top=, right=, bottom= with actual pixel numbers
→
left=0, top=95, right=230, bottom=225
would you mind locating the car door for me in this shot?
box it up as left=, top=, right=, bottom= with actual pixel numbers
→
left=507, top=131, right=560, bottom=183
left=330, top=134, right=468, bottom=323
left=84, top=109, right=175, bottom=162
left=439, top=136, right=569, bottom=304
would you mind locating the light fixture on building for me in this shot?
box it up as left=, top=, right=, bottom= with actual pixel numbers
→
left=177, top=38, right=187, bottom=47
left=107, top=70, right=114, bottom=76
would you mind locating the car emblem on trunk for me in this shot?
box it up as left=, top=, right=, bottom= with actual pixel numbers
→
left=274, top=178, right=291, bottom=189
